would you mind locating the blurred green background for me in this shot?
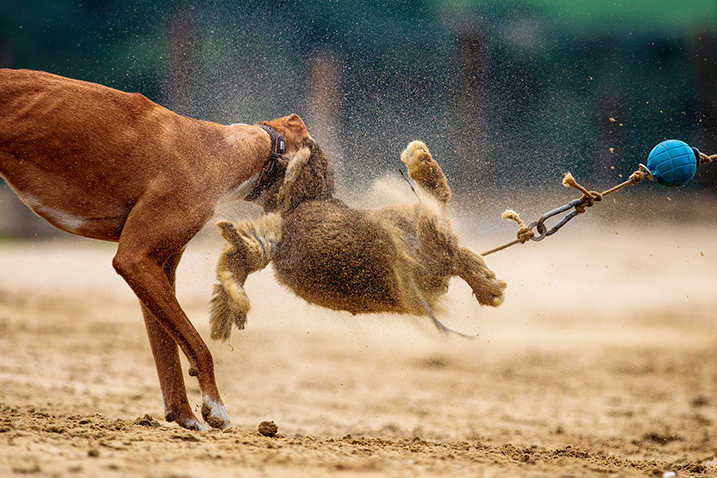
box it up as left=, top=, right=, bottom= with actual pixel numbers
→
left=1, top=0, right=716, bottom=234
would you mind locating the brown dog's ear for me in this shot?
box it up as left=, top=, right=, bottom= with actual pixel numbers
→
left=285, top=113, right=305, bottom=126
left=257, top=114, right=314, bottom=154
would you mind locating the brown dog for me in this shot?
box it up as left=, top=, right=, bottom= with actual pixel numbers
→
left=210, top=139, right=506, bottom=340
left=0, top=68, right=313, bottom=430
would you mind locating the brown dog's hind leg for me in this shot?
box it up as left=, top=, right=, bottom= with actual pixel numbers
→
left=453, top=247, right=507, bottom=307
left=210, top=214, right=282, bottom=341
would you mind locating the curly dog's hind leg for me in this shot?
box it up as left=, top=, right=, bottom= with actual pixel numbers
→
left=210, top=214, right=282, bottom=341
left=453, top=247, right=507, bottom=307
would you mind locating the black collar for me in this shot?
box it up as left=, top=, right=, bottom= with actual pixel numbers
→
left=258, top=124, right=286, bottom=160
left=245, top=125, right=287, bottom=201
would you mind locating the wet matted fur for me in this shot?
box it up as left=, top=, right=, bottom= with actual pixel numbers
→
left=210, top=140, right=506, bottom=340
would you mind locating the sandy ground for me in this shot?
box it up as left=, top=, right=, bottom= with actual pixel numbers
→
left=0, top=204, right=716, bottom=477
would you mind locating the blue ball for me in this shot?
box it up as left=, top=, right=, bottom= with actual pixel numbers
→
left=646, top=139, right=699, bottom=187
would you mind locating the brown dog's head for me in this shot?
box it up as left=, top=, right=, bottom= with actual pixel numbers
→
left=257, top=114, right=314, bottom=155
left=246, top=114, right=315, bottom=208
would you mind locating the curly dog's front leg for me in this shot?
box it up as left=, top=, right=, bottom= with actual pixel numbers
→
left=210, top=214, right=282, bottom=341
left=400, top=140, right=451, bottom=205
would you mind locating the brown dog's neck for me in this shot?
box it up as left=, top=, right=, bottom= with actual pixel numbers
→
left=244, top=125, right=287, bottom=202
left=257, top=124, right=286, bottom=160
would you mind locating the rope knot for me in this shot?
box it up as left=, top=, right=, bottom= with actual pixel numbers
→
left=629, top=170, right=646, bottom=184
left=562, top=172, right=603, bottom=213
left=516, top=227, right=535, bottom=243
left=501, top=209, right=535, bottom=243
left=483, top=164, right=662, bottom=257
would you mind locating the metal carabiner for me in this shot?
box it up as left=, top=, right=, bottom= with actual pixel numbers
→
left=481, top=165, right=660, bottom=257
left=530, top=198, right=587, bottom=242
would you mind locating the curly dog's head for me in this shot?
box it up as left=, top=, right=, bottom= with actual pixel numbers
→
left=253, top=139, right=335, bottom=215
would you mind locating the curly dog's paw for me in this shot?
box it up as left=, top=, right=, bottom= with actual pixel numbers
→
left=474, top=271, right=507, bottom=307
left=453, top=247, right=507, bottom=308
left=400, top=140, right=431, bottom=171
left=209, top=282, right=249, bottom=341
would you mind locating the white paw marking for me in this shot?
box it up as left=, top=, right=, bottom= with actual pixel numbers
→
left=202, top=398, right=231, bottom=429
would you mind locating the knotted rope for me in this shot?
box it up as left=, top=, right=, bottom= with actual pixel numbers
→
left=479, top=144, right=716, bottom=257
left=700, top=152, right=717, bottom=165
left=480, top=210, right=534, bottom=256
left=482, top=168, right=648, bottom=256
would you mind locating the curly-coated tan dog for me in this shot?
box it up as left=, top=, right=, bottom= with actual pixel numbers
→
left=210, top=139, right=506, bottom=340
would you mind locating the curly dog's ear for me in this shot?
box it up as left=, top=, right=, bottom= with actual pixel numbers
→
left=216, top=220, right=244, bottom=247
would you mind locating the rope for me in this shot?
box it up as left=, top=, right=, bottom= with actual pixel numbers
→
left=480, top=210, right=534, bottom=256
left=701, top=152, right=717, bottom=165
left=500, top=209, right=535, bottom=243
left=481, top=168, right=648, bottom=256
left=479, top=145, right=716, bottom=257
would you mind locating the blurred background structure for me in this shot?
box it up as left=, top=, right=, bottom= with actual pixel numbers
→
left=0, top=0, right=716, bottom=236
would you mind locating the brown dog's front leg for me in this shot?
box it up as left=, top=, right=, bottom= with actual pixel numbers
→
left=453, top=247, right=507, bottom=307
left=141, top=304, right=202, bottom=430
left=139, top=250, right=203, bottom=430
left=114, top=248, right=230, bottom=429
left=113, top=204, right=230, bottom=430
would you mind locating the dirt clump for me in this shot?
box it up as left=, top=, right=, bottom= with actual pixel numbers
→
left=258, top=420, right=279, bottom=437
